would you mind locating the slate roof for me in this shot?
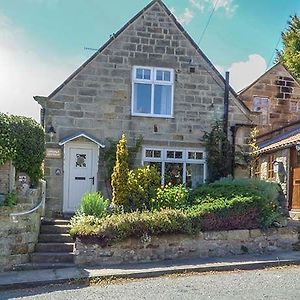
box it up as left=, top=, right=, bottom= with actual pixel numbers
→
left=258, top=126, right=300, bottom=153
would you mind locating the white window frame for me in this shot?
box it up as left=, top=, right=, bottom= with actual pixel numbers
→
left=131, top=66, right=174, bottom=118
left=142, top=147, right=207, bottom=186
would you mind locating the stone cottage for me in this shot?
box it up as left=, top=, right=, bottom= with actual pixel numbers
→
left=239, top=62, right=300, bottom=214
left=35, top=0, right=253, bottom=217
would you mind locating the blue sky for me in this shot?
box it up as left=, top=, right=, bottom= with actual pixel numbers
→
left=0, top=0, right=299, bottom=120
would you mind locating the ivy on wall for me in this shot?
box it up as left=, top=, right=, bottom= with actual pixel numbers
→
left=0, top=113, right=45, bottom=185
left=203, top=120, right=232, bottom=183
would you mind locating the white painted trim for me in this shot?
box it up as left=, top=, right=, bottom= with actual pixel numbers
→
left=59, top=133, right=105, bottom=148
left=62, top=142, right=99, bottom=213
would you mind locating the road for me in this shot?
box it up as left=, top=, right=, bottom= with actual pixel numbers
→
left=1, top=266, right=300, bottom=300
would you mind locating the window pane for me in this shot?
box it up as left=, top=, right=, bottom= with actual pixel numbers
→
left=156, top=70, right=163, bottom=81
left=188, top=152, right=204, bottom=160
left=136, top=68, right=151, bottom=80
left=156, top=70, right=171, bottom=81
left=146, top=150, right=153, bottom=158
left=134, top=83, right=151, bottom=114
left=186, top=164, right=204, bottom=188
left=154, top=85, right=172, bottom=115
left=167, top=151, right=174, bottom=159
left=136, top=68, right=143, bottom=79
left=165, top=163, right=183, bottom=185
left=144, top=69, right=151, bottom=80
left=164, top=71, right=171, bottom=81
left=175, top=151, right=183, bottom=159
left=154, top=150, right=161, bottom=158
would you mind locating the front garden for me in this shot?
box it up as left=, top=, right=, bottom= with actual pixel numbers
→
left=70, top=135, right=284, bottom=246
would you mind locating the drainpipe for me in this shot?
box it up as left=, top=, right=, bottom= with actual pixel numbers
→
left=230, top=125, right=237, bottom=178
left=223, top=71, right=230, bottom=138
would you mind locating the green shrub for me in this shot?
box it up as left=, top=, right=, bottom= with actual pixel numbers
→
left=78, top=192, right=109, bottom=218
left=189, top=177, right=281, bottom=228
left=128, top=165, right=160, bottom=210
left=4, top=191, right=17, bottom=207
left=70, top=208, right=193, bottom=243
left=151, top=184, right=189, bottom=210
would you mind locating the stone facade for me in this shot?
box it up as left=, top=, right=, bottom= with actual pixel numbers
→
left=35, top=0, right=252, bottom=216
left=0, top=204, right=41, bottom=272
left=74, top=227, right=299, bottom=266
left=239, top=63, right=300, bottom=135
left=0, top=161, right=15, bottom=195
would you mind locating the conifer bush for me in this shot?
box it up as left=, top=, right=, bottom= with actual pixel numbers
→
left=111, top=134, right=130, bottom=209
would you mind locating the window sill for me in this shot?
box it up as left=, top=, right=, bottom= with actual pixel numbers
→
left=131, top=113, right=174, bottom=119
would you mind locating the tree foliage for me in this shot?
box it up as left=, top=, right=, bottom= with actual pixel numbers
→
left=0, top=113, right=45, bottom=185
left=276, top=14, right=300, bottom=79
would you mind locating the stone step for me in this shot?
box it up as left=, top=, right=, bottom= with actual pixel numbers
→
left=30, top=252, right=74, bottom=264
left=40, top=224, right=70, bottom=234
left=13, top=262, right=75, bottom=271
left=39, top=234, right=74, bottom=243
left=41, top=219, right=70, bottom=226
left=35, top=243, right=74, bottom=253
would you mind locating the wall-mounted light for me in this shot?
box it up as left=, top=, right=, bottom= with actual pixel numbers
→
left=47, top=125, right=56, bottom=139
left=296, top=143, right=300, bottom=152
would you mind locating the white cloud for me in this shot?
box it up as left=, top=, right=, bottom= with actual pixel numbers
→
left=227, top=54, right=267, bottom=92
left=0, top=12, right=79, bottom=121
left=171, top=7, right=194, bottom=25
left=189, top=0, right=238, bottom=16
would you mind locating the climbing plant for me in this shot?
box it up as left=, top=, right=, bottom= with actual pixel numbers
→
left=203, top=120, right=232, bottom=183
left=0, top=113, right=45, bottom=185
left=247, top=127, right=260, bottom=177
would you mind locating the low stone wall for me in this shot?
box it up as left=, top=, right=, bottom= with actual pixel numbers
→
left=75, top=227, right=299, bottom=266
left=0, top=204, right=41, bottom=272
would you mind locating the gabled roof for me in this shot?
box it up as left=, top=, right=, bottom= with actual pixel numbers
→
left=43, top=0, right=251, bottom=115
left=59, top=132, right=105, bottom=148
left=238, top=62, right=300, bottom=95
left=258, top=126, right=300, bottom=153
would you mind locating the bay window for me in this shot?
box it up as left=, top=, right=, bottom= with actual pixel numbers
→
left=132, top=66, right=174, bottom=117
left=143, top=148, right=206, bottom=188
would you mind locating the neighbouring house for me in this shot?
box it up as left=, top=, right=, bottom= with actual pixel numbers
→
left=239, top=62, right=300, bottom=214
left=254, top=122, right=300, bottom=214
left=34, top=0, right=253, bottom=217
left=239, top=62, right=300, bottom=136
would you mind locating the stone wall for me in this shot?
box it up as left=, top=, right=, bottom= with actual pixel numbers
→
left=74, top=227, right=298, bottom=266
left=37, top=1, right=252, bottom=216
left=239, top=63, right=300, bottom=135
left=0, top=204, right=41, bottom=272
left=0, top=161, right=15, bottom=195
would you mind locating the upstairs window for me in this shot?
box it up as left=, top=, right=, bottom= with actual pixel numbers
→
left=290, top=100, right=299, bottom=112
left=253, top=96, right=269, bottom=125
left=132, top=66, right=174, bottom=117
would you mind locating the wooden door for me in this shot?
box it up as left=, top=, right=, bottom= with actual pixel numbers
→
left=292, top=167, right=300, bottom=209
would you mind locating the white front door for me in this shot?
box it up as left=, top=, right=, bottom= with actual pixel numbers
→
left=63, top=143, right=98, bottom=213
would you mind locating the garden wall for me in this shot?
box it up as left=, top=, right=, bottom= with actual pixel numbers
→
left=0, top=204, right=41, bottom=272
left=74, top=227, right=299, bottom=266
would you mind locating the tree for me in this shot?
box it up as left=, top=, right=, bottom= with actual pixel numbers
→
left=203, top=120, right=232, bottom=183
left=276, top=14, right=300, bottom=79
left=111, top=134, right=130, bottom=209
